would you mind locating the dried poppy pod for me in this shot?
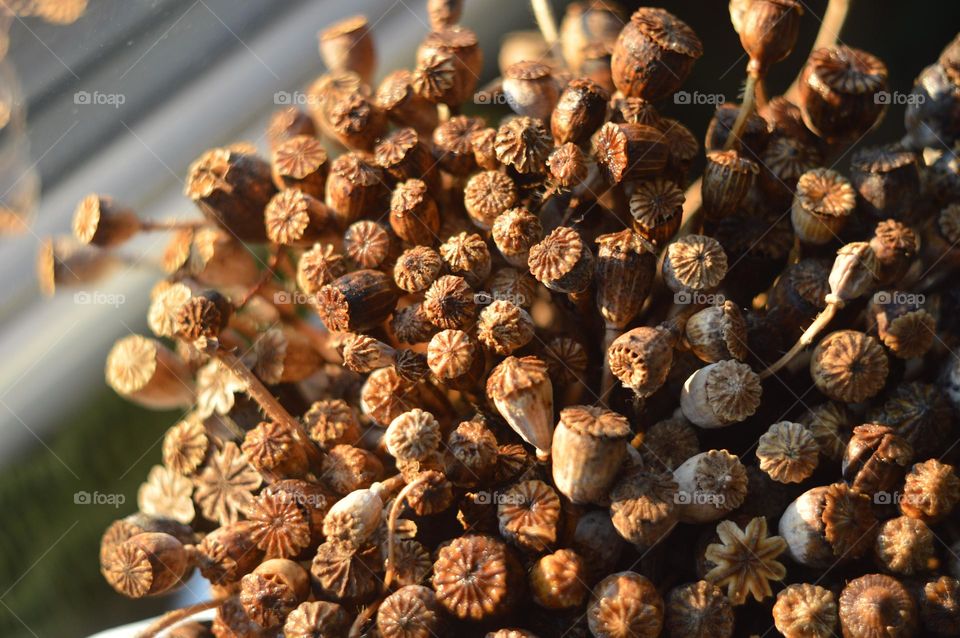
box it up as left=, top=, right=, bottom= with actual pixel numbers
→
left=546, top=143, right=589, bottom=190
left=377, top=585, right=444, bottom=638
left=607, top=324, right=678, bottom=397
left=412, top=50, right=460, bottom=106
left=874, top=515, right=937, bottom=576
left=528, top=226, right=594, bottom=294
left=869, top=219, right=920, bottom=287
left=432, top=534, right=521, bottom=620
left=611, top=7, right=702, bottom=102
left=551, top=77, right=609, bottom=145
left=105, top=334, right=194, bottom=409
left=530, top=549, right=588, bottom=609
left=242, top=420, right=311, bottom=479
left=394, top=246, right=443, bottom=293
left=464, top=170, right=518, bottom=231
left=609, top=466, right=679, bottom=549
left=315, top=270, right=399, bottom=332
left=196, top=521, right=264, bottom=586
left=842, top=423, right=913, bottom=496
left=489, top=267, right=537, bottom=309
left=319, top=15, right=375, bottom=84
left=757, top=135, right=821, bottom=207
left=427, top=0, right=462, bottom=29
left=271, top=135, right=328, bottom=199
left=680, top=359, right=762, bottom=429
left=344, top=220, right=392, bottom=269
left=904, top=63, right=960, bottom=151
left=389, top=179, right=440, bottom=247
left=264, top=188, right=331, bottom=245
left=497, top=479, right=561, bottom=552
left=174, top=289, right=231, bottom=344
left=593, top=122, right=669, bottom=184
left=446, top=419, right=499, bottom=486
left=772, top=583, right=838, bottom=638
left=487, top=356, right=554, bottom=452
left=798, top=46, right=889, bottom=143
left=385, top=409, right=441, bottom=462
left=639, top=414, right=699, bottom=471
left=851, top=146, right=922, bottom=222
left=559, top=0, right=625, bottom=73
left=304, top=399, right=362, bottom=450
left=71, top=194, right=141, bottom=247
left=738, top=0, right=802, bottom=76
left=756, top=421, right=819, bottom=484
left=440, top=232, right=491, bottom=288
left=492, top=208, right=542, bottom=269
left=427, top=329, right=484, bottom=388
left=683, top=301, right=748, bottom=363
left=827, top=242, right=879, bottom=306
left=376, top=71, right=439, bottom=137
left=502, top=61, right=559, bottom=121
left=239, top=558, right=310, bottom=628
left=701, top=150, right=759, bottom=221
left=672, top=449, right=747, bottom=523
left=778, top=482, right=876, bottom=568
left=477, top=300, right=534, bottom=355
left=416, top=26, right=483, bottom=107
left=628, top=178, right=685, bottom=246
left=811, top=330, right=888, bottom=404
left=588, top=571, right=664, bottom=638
left=284, top=600, right=350, bottom=638
left=322, top=444, right=384, bottom=494
left=470, top=127, right=499, bottom=170
left=551, top=405, right=631, bottom=504
left=791, top=168, right=856, bottom=245
left=920, top=575, right=960, bottom=637
left=374, top=126, right=436, bottom=187
left=185, top=147, right=276, bottom=242
left=266, top=107, right=316, bottom=152
left=663, top=235, right=728, bottom=295
left=305, top=70, right=364, bottom=124
left=340, top=333, right=396, bottom=373
left=494, top=116, right=552, bottom=175
left=705, top=103, right=771, bottom=156
left=422, top=275, right=476, bottom=330
left=36, top=237, right=120, bottom=297
left=900, top=459, right=960, bottom=523
left=311, top=539, right=379, bottom=603
left=838, top=574, right=917, bottom=638
left=867, top=294, right=935, bottom=360
left=322, top=484, right=384, bottom=546
left=666, top=580, right=734, bottom=638
left=595, top=230, right=656, bottom=328
left=101, top=532, right=192, bottom=599
left=433, top=115, right=483, bottom=176
left=569, top=509, right=625, bottom=586
left=704, top=517, right=787, bottom=606
left=324, top=152, right=388, bottom=229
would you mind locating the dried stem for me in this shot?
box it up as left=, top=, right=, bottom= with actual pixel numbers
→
left=724, top=72, right=759, bottom=152
left=138, top=596, right=232, bottom=638
left=530, top=0, right=562, bottom=62
left=139, top=219, right=207, bottom=233
left=677, top=177, right=704, bottom=237
left=785, top=0, right=852, bottom=101
left=384, top=474, right=432, bottom=589
left=759, top=303, right=838, bottom=379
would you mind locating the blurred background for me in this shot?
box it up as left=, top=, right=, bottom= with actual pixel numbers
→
left=0, top=0, right=957, bottom=636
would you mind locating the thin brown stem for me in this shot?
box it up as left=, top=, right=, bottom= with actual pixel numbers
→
left=677, top=177, right=704, bottom=237
left=139, top=218, right=207, bottom=233
left=724, top=72, right=759, bottom=152
left=785, top=0, right=852, bottom=102
left=384, top=474, right=431, bottom=589
left=530, top=0, right=564, bottom=66
left=759, top=303, right=838, bottom=379
left=138, top=596, right=231, bottom=638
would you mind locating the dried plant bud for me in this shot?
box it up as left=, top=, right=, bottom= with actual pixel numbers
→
left=772, top=583, right=838, bottom=638
left=311, top=539, right=379, bottom=602
left=594, top=230, right=656, bottom=328
left=530, top=549, right=588, bottom=609
left=242, top=420, right=310, bottom=479
left=492, top=208, right=543, bottom=268
left=394, top=246, right=442, bottom=293
left=680, top=360, right=762, bottom=429
left=72, top=193, right=140, bottom=247
left=868, top=295, right=935, bottom=360
left=842, top=424, right=913, bottom=496
left=297, top=243, right=347, bottom=296
left=495, top=116, right=552, bottom=175
left=701, top=150, right=759, bottom=221
left=391, top=303, right=437, bottom=344
left=874, top=515, right=937, bottom=576
left=194, top=442, right=262, bottom=525
left=440, top=231, right=491, bottom=287
left=672, top=449, right=747, bottom=524
left=487, top=356, right=554, bottom=452
left=851, top=146, right=922, bottom=222
left=185, top=148, right=276, bottom=242
left=666, top=580, right=734, bottom=638
left=416, top=27, right=483, bottom=107
left=470, top=127, right=499, bottom=170
left=528, top=226, right=594, bottom=294
left=432, top=534, right=520, bottom=620
left=608, top=325, right=676, bottom=397
left=325, top=152, right=388, bottom=229
left=376, top=127, right=437, bottom=187
left=704, top=517, right=787, bottom=605
left=611, top=7, right=703, bottom=102
left=552, top=405, right=631, bottom=505
left=594, top=122, right=669, bottom=184
left=265, top=188, right=330, bottom=245
left=322, top=486, right=383, bottom=546
left=240, top=558, right=309, bottom=628
left=502, top=61, right=559, bottom=120
left=798, top=46, right=889, bottom=143
left=464, top=170, right=518, bottom=230
left=640, top=414, right=699, bottom=471
left=756, top=421, right=819, bottom=484
left=316, top=269, right=399, bottom=332
left=628, top=178, right=685, bottom=247
left=304, top=399, right=361, bottom=450
left=683, top=301, right=748, bottom=363
left=551, top=78, right=609, bottom=145
left=838, top=574, right=917, bottom=638
left=341, top=333, right=396, bottom=373
left=920, top=575, right=960, bottom=636
left=362, top=366, right=418, bottom=425
left=547, top=142, right=589, bottom=189
left=196, top=521, right=263, bottom=585
left=498, top=479, right=561, bottom=552
left=385, top=409, right=441, bottom=462
left=284, top=600, right=350, bottom=638
left=662, top=235, right=728, bottom=293
left=739, top=0, right=803, bottom=75
left=827, top=242, right=878, bottom=306
left=869, top=219, right=920, bottom=287
left=791, top=168, right=856, bottom=245
left=162, top=416, right=209, bottom=477
left=343, top=220, right=391, bottom=269
left=101, top=532, right=191, bottom=598
left=796, top=401, right=850, bottom=462
left=779, top=483, right=876, bottom=568
left=609, top=466, right=678, bottom=549
left=477, top=300, right=534, bottom=355
left=428, top=328, right=482, bottom=383
left=376, top=71, right=439, bottom=137
left=246, top=490, right=311, bottom=559
left=588, top=571, right=664, bottom=638
left=390, top=179, right=440, bottom=246
left=433, top=115, right=484, bottom=176
left=900, top=459, right=960, bottom=523
left=758, top=135, right=821, bottom=206
left=267, top=107, right=316, bottom=152
left=322, top=444, right=384, bottom=495
left=319, top=15, right=375, bottom=84
left=811, top=330, right=888, bottom=403
left=445, top=419, right=499, bottom=486
left=271, top=135, right=328, bottom=198
left=105, top=334, right=194, bottom=409
left=175, top=290, right=230, bottom=344
left=413, top=50, right=459, bottom=105
left=423, top=274, right=476, bottom=330
left=377, top=585, right=444, bottom=638
left=489, top=267, right=537, bottom=309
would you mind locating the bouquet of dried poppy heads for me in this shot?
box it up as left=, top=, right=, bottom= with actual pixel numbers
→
left=38, top=0, right=960, bottom=636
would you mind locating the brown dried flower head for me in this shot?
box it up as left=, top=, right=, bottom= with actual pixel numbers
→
left=772, top=583, right=838, bottom=638
left=811, top=330, right=888, bottom=403
left=477, top=300, right=534, bottom=356
left=901, top=459, right=960, bottom=523
left=529, top=549, right=588, bottom=609
left=666, top=580, right=734, bottom=638
left=440, top=231, right=492, bottom=288
left=875, top=515, right=937, bottom=575
left=377, top=585, right=444, bottom=638
left=838, top=574, right=917, bottom=638
left=137, top=464, right=195, bottom=525
left=756, top=421, right=820, bottom=484
left=680, top=360, right=762, bottom=429
left=629, top=179, right=685, bottom=247
left=432, top=534, right=518, bottom=620
left=609, top=467, right=679, bottom=549
left=495, top=116, right=552, bottom=174
left=284, top=601, right=350, bottom=638
left=246, top=490, right=311, bottom=559
left=498, top=479, right=562, bottom=552
left=385, top=409, right=441, bottom=462
left=423, top=275, right=477, bottom=330
left=672, top=449, right=748, bottom=523
left=297, top=242, right=347, bottom=295
left=662, top=234, right=728, bottom=293
left=528, top=226, right=594, bottom=294
left=194, top=442, right=262, bottom=525
left=704, top=516, right=787, bottom=605
left=304, top=399, right=361, bottom=450
left=491, top=208, right=542, bottom=268
left=588, top=571, right=664, bottom=638
left=464, top=170, right=517, bottom=230
left=162, top=416, right=209, bottom=476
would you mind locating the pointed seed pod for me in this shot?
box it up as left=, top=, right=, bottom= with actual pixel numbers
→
left=683, top=301, right=748, bottom=363
left=551, top=77, right=609, bottom=145
left=487, top=356, right=554, bottom=452
left=629, top=178, right=685, bottom=246
left=791, top=168, right=856, bottom=245
left=701, top=150, right=758, bottom=221
left=552, top=405, right=631, bottom=504
left=528, top=226, right=594, bottom=294
left=595, top=229, right=657, bottom=328
left=826, top=242, right=878, bottom=306
left=322, top=485, right=384, bottom=546
left=271, top=135, right=328, bottom=198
